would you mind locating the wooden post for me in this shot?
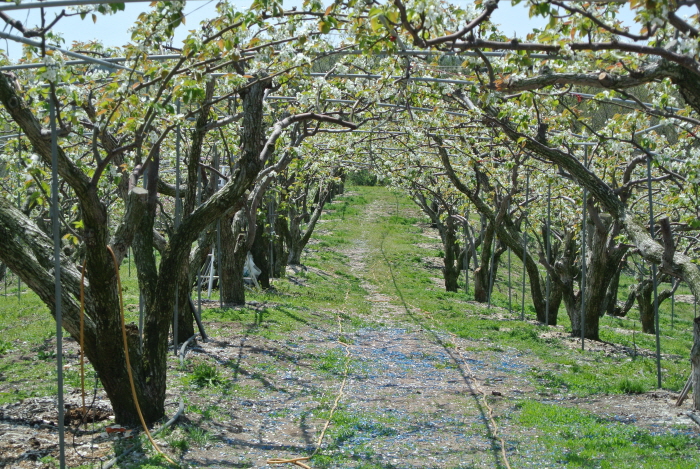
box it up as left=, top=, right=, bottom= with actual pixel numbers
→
left=692, top=317, right=700, bottom=411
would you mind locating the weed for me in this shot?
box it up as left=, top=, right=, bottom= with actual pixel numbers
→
left=167, top=433, right=189, bottom=453
left=618, top=377, right=647, bottom=394
left=186, top=425, right=211, bottom=447
left=38, top=455, right=57, bottom=467
left=190, top=362, right=222, bottom=388
left=317, top=348, right=347, bottom=374
left=37, top=349, right=56, bottom=361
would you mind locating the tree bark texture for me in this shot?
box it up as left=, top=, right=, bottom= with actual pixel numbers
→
left=693, top=318, right=700, bottom=411
left=412, top=193, right=463, bottom=293
left=286, top=183, right=330, bottom=265
left=250, top=216, right=271, bottom=289
left=220, top=210, right=248, bottom=306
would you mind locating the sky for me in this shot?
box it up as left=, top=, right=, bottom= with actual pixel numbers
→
left=0, top=0, right=647, bottom=60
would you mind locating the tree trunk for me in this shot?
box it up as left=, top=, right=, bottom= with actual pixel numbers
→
left=442, top=218, right=461, bottom=293
left=604, top=268, right=622, bottom=317
left=274, top=213, right=289, bottom=276
left=175, top=261, right=195, bottom=342
left=546, top=280, right=563, bottom=326
left=637, top=280, right=655, bottom=334
left=250, top=216, right=271, bottom=289
left=287, top=184, right=330, bottom=266
left=474, top=221, right=495, bottom=303
left=220, top=209, right=248, bottom=306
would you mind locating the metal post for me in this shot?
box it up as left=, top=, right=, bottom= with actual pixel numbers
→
left=207, top=248, right=216, bottom=298
left=269, top=197, right=275, bottom=279
left=521, top=171, right=529, bottom=320
left=464, top=218, right=469, bottom=296
left=487, top=230, right=496, bottom=309
left=50, top=98, right=66, bottom=469
left=581, top=146, right=588, bottom=351
left=197, top=271, right=203, bottom=321
left=214, top=146, right=222, bottom=309
left=197, top=163, right=202, bottom=313
left=508, top=246, right=512, bottom=315
left=647, top=156, right=662, bottom=388
left=173, top=101, right=181, bottom=355
left=581, top=186, right=587, bottom=350
left=671, top=290, right=675, bottom=330
left=546, top=179, right=551, bottom=326
left=16, top=132, right=21, bottom=303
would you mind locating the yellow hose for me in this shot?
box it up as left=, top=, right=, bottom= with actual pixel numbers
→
left=107, top=245, right=177, bottom=467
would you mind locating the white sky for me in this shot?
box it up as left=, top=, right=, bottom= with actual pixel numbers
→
left=0, top=0, right=650, bottom=60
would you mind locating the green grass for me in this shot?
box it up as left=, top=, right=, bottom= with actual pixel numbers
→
left=515, top=401, right=700, bottom=468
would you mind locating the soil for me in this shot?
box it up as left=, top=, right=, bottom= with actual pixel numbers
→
left=1, top=196, right=699, bottom=468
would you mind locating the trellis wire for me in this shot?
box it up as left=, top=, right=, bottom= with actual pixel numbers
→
left=520, top=171, right=529, bottom=321
left=50, top=98, right=66, bottom=469
left=0, top=0, right=159, bottom=11
left=647, top=156, right=662, bottom=388
left=0, top=31, right=135, bottom=72
left=0, top=54, right=181, bottom=71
